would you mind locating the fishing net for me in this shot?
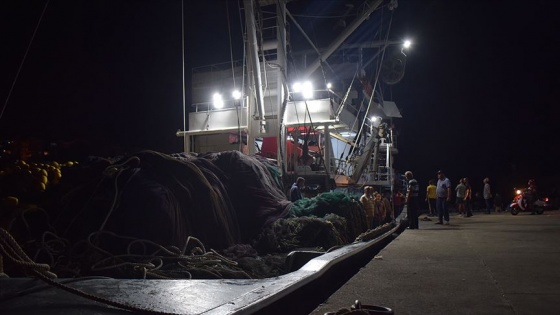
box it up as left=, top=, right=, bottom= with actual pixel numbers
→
left=197, top=151, right=292, bottom=243
left=1, top=150, right=370, bottom=279
left=222, top=244, right=287, bottom=278
left=252, top=192, right=368, bottom=254
left=253, top=214, right=349, bottom=253
left=289, top=192, right=368, bottom=242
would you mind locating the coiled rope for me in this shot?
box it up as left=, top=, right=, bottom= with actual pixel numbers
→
left=0, top=228, right=57, bottom=279
left=0, top=227, right=241, bottom=314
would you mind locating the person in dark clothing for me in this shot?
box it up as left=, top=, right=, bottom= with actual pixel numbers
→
left=483, top=177, right=493, bottom=214
left=527, top=179, right=537, bottom=214
left=405, top=171, right=419, bottom=229
left=290, top=177, right=305, bottom=202
left=393, top=189, right=405, bottom=218
left=463, top=177, right=473, bottom=217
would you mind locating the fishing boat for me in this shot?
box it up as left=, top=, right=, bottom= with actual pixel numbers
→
left=1, top=1, right=412, bottom=314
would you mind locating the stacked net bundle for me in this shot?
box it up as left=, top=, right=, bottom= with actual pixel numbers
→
left=51, top=150, right=293, bottom=252
left=253, top=192, right=368, bottom=254
left=1, top=150, right=369, bottom=279
left=289, top=192, right=368, bottom=242
left=3, top=150, right=301, bottom=278
left=51, top=150, right=242, bottom=252
left=198, top=151, right=292, bottom=243
left=253, top=214, right=349, bottom=253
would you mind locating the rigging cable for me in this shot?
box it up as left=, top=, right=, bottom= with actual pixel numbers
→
left=238, top=0, right=249, bottom=148
left=182, top=0, right=187, bottom=152
left=0, top=0, right=50, bottom=123
left=348, top=8, right=394, bottom=161
left=286, top=50, right=324, bottom=178
left=332, top=67, right=361, bottom=175
left=255, top=3, right=275, bottom=118
left=227, top=2, right=237, bottom=89
left=238, top=0, right=247, bottom=95
left=289, top=11, right=332, bottom=179
left=226, top=1, right=242, bottom=151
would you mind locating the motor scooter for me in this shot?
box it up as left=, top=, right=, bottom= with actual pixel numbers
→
left=509, top=188, right=549, bottom=215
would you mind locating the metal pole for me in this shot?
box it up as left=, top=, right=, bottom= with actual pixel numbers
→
left=243, top=0, right=266, bottom=132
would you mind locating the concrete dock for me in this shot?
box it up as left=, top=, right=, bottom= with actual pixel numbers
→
left=311, top=210, right=560, bottom=315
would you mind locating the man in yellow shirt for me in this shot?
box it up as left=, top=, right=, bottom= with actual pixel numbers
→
left=425, top=179, right=437, bottom=216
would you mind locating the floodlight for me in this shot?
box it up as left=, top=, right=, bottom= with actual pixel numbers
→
left=302, top=81, right=313, bottom=99
left=370, top=116, right=382, bottom=128
left=232, top=90, right=241, bottom=100
left=403, top=40, right=412, bottom=49
left=213, top=93, right=224, bottom=109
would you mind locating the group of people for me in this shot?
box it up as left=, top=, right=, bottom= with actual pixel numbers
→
left=359, top=186, right=395, bottom=229
left=417, top=171, right=498, bottom=227
left=289, top=171, right=507, bottom=232
left=425, top=173, right=475, bottom=220
left=291, top=176, right=396, bottom=230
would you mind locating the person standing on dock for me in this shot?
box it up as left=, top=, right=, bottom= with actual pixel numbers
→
left=455, top=178, right=467, bottom=216
left=435, top=170, right=452, bottom=225
left=290, top=177, right=305, bottom=202
left=483, top=177, right=493, bottom=214
left=372, top=192, right=387, bottom=228
left=463, top=177, right=473, bottom=217
left=360, top=186, right=375, bottom=229
left=425, top=179, right=437, bottom=216
left=405, top=171, right=419, bottom=229
left=382, top=192, right=394, bottom=224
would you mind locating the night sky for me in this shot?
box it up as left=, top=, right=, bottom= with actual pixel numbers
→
left=1, top=0, right=559, bottom=198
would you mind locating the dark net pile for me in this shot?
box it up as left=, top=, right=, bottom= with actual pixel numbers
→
left=1, top=150, right=369, bottom=280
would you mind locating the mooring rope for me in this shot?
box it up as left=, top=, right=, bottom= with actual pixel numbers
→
left=0, top=228, right=57, bottom=279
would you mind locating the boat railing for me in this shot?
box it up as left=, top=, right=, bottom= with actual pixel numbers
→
left=191, top=97, right=247, bottom=113
left=287, top=89, right=332, bottom=102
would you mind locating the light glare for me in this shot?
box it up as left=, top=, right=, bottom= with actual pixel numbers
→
left=403, top=40, right=412, bottom=49
left=232, top=90, right=241, bottom=100
left=302, top=81, right=313, bottom=99
left=213, top=93, right=224, bottom=109
left=292, top=81, right=314, bottom=99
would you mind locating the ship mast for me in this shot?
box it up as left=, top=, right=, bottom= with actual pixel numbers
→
left=180, top=0, right=405, bottom=192
left=300, top=0, right=384, bottom=79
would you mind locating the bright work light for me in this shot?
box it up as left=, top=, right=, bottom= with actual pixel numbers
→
left=213, top=93, right=224, bottom=109
left=232, top=90, right=241, bottom=100
left=403, top=40, right=411, bottom=49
